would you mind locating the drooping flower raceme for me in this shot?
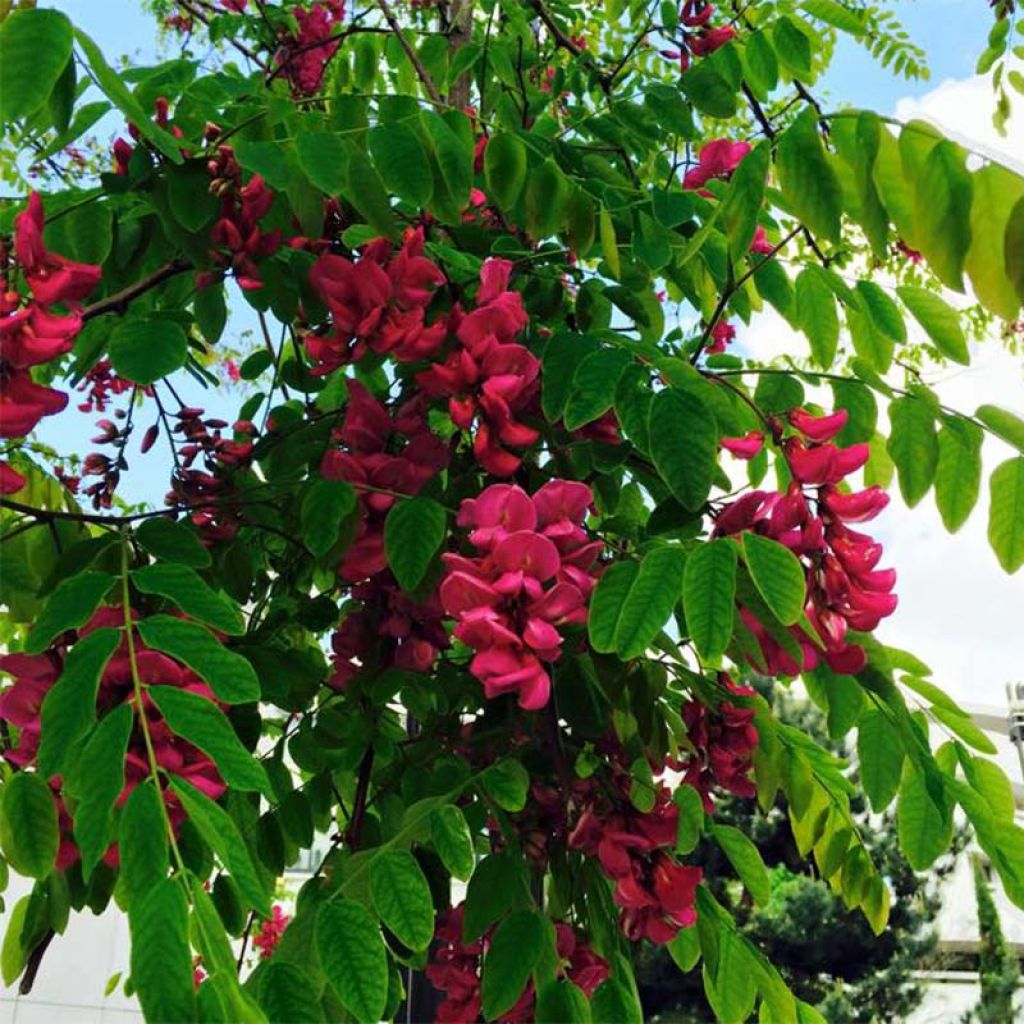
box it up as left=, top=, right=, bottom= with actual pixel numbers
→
left=440, top=480, right=601, bottom=710
left=1, top=193, right=101, bottom=494
left=714, top=406, right=897, bottom=675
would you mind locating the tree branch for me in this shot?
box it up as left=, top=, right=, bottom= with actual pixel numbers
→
left=81, top=259, right=193, bottom=322
left=376, top=0, right=445, bottom=106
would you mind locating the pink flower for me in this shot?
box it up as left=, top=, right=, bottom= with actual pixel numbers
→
left=750, top=225, right=774, bottom=255
left=683, top=139, right=751, bottom=191
left=789, top=407, right=848, bottom=443
left=688, top=25, right=736, bottom=56
left=14, top=193, right=102, bottom=307
left=705, top=319, right=735, bottom=354
left=720, top=430, right=764, bottom=459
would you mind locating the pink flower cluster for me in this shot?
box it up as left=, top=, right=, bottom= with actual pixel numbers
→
left=569, top=773, right=702, bottom=944
left=321, top=380, right=449, bottom=686
left=1, top=193, right=101, bottom=494
left=417, top=258, right=538, bottom=476
left=113, top=97, right=187, bottom=176
left=0, top=607, right=226, bottom=871
left=661, top=1, right=737, bottom=70
left=426, top=904, right=608, bottom=1023
left=164, top=407, right=258, bottom=543
left=674, top=676, right=759, bottom=811
left=204, top=145, right=282, bottom=291
left=683, top=138, right=750, bottom=192
left=440, top=481, right=600, bottom=710
left=307, top=227, right=447, bottom=371
left=252, top=904, right=291, bottom=959
left=275, top=2, right=346, bottom=96
left=714, top=408, right=897, bottom=675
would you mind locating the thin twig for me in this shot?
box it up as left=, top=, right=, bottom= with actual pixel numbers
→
left=376, top=0, right=444, bottom=106
left=81, top=260, right=192, bottom=322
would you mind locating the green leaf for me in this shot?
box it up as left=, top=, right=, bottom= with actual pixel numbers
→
left=119, top=782, right=169, bottom=905
left=167, top=160, right=218, bottom=233
left=712, top=824, right=771, bottom=905
left=897, top=762, right=953, bottom=870
left=137, top=615, right=260, bottom=703
left=588, top=561, right=639, bottom=653
left=316, top=900, right=388, bottom=1024
left=369, top=849, right=435, bottom=952
left=897, top=286, right=969, bottom=365
left=795, top=267, right=839, bottom=368
left=857, top=708, right=904, bottom=812
left=599, top=207, right=621, bottom=279
left=136, top=518, right=212, bottom=568
left=431, top=804, right=475, bottom=881
left=542, top=332, right=598, bottom=423
left=256, top=962, right=326, bottom=1023
left=70, top=704, right=132, bottom=876
left=668, top=924, right=702, bottom=974
left=0, top=9, right=73, bottom=121
left=168, top=777, right=270, bottom=915
left=481, top=909, right=545, bottom=1020
left=683, top=540, right=736, bottom=661
left=777, top=108, right=842, bottom=243
left=535, top=980, right=589, bottom=1024
left=887, top=396, right=938, bottom=508
left=773, top=15, right=813, bottom=76
left=108, top=318, right=189, bottom=386
left=129, top=879, right=196, bottom=1022
left=150, top=686, right=271, bottom=796
left=482, top=758, right=530, bottom=812
left=674, top=784, right=705, bottom=855
left=424, top=112, right=472, bottom=216
left=25, top=570, right=113, bottom=654
left=614, top=546, right=687, bottom=660
left=0, top=773, right=58, bottom=879
left=233, top=139, right=293, bottom=190
left=744, top=32, right=778, bottom=98
left=463, top=853, right=526, bottom=942
left=742, top=534, right=806, bottom=626
left=722, top=142, right=769, bottom=262
left=484, top=132, right=528, bottom=212
left=931, top=707, right=997, bottom=755
left=384, top=497, right=447, bottom=593
left=370, top=122, right=433, bottom=207
left=37, top=627, right=119, bottom=777
left=563, top=348, right=632, bottom=431
left=132, top=563, right=244, bottom=635
left=1006, top=194, right=1024, bottom=305
left=935, top=417, right=983, bottom=533
left=649, top=388, right=718, bottom=511
left=965, top=164, right=1024, bottom=319
left=294, top=131, right=348, bottom=195
left=855, top=281, right=906, bottom=344
left=345, top=147, right=399, bottom=239
left=976, top=404, right=1024, bottom=453
left=300, top=479, right=357, bottom=558
left=680, top=60, right=737, bottom=119
left=913, top=141, right=973, bottom=291
left=615, top=364, right=652, bottom=452
left=1, top=896, right=31, bottom=987
left=526, top=159, right=569, bottom=240
left=988, top=457, right=1024, bottom=573
left=74, top=29, right=184, bottom=164
left=591, top=978, right=643, bottom=1024
left=802, top=0, right=866, bottom=33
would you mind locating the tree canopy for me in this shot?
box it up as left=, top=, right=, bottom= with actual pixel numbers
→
left=0, top=1, right=1023, bottom=1021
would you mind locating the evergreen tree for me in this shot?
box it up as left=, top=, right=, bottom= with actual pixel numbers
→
left=967, top=857, right=1020, bottom=1024
left=637, top=691, right=966, bottom=1022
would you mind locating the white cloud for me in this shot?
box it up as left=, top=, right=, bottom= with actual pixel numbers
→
left=893, top=68, right=1024, bottom=170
